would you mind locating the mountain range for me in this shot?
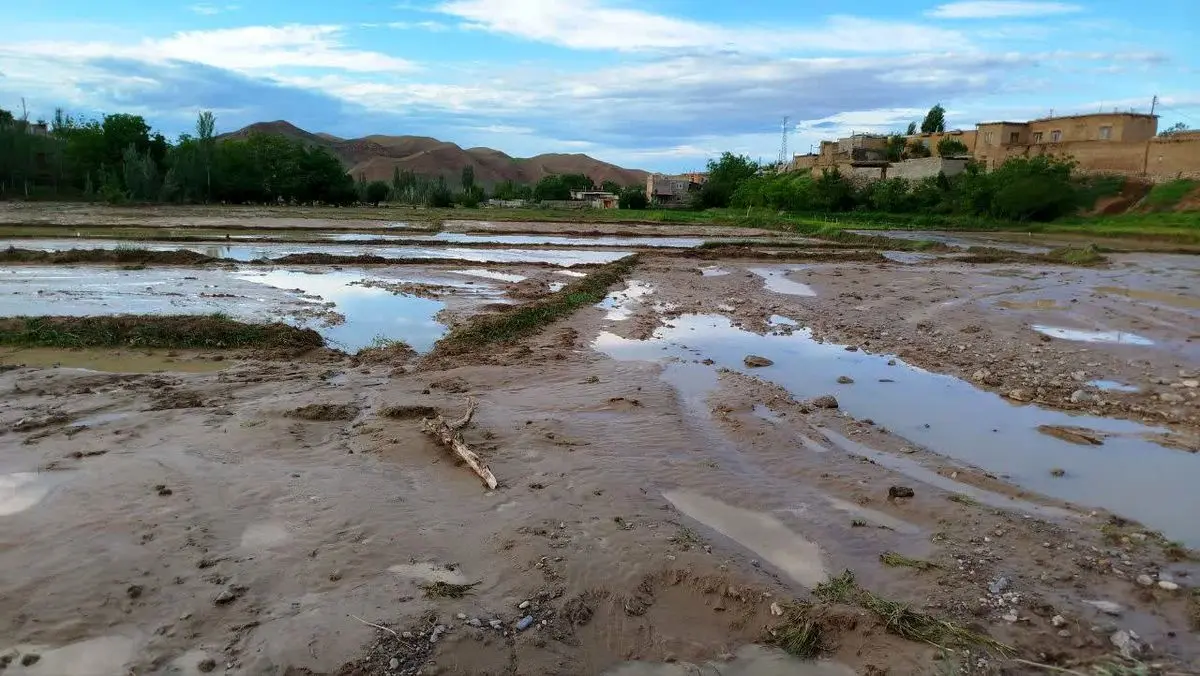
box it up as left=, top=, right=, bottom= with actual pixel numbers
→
left=218, top=121, right=649, bottom=188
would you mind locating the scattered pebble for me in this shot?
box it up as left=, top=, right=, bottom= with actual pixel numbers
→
left=1084, top=600, right=1123, bottom=616
left=1051, top=615, right=1067, bottom=627
left=988, top=576, right=1010, bottom=595
left=1157, top=580, right=1180, bottom=591
left=213, top=584, right=248, bottom=605
left=518, top=600, right=531, bottom=610
left=389, top=658, right=400, bottom=670
left=770, top=602, right=783, bottom=616
left=810, top=395, right=839, bottom=409
left=456, top=613, right=467, bottom=620
left=1136, top=574, right=1154, bottom=587
left=127, top=584, right=144, bottom=599
left=1110, top=629, right=1144, bottom=659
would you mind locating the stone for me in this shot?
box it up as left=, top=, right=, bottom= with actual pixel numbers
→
left=1007, top=389, right=1032, bottom=402
left=1084, top=600, right=1123, bottom=616
left=518, top=600, right=531, bottom=610
left=1110, top=630, right=1144, bottom=659
left=1057, top=629, right=1072, bottom=638
left=1157, top=580, right=1180, bottom=591
left=987, top=576, right=1010, bottom=595
left=1070, top=390, right=1091, bottom=404
left=1136, top=574, right=1154, bottom=587
left=1160, top=392, right=1186, bottom=404
left=770, top=602, right=783, bottom=616
left=887, top=359, right=896, bottom=366
left=467, top=618, right=482, bottom=627
left=456, top=613, right=467, bottom=620
left=489, top=620, right=503, bottom=630
left=837, top=376, right=854, bottom=384
left=810, top=395, right=839, bottom=409
left=1051, top=615, right=1067, bottom=627
left=127, top=584, right=144, bottom=599
left=1182, top=379, right=1199, bottom=388
left=390, top=658, right=401, bottom=670
left=744, top=355, right=774, bottom=368
left=1002, top=612, right=1018, bottom=623
left=198, top=658, right=217, bottom=673
left=213, top=584, right=247, bottom=605
left=844, top=346, right=859, bottom=352
left=888, top=486, right=915, bottom=499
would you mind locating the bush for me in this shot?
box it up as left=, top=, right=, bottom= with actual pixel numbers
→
left=365, top=180, right=390, bottom=206
left=1144, top=179, right=1197, bottom=210
left=618, top=186, right=648, bottom=209
left=936, top=137, right=970, bottom=156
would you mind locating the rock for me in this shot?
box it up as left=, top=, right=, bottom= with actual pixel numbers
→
left=1182, top=379, right=1199, bottom=388
left=127, top=584, right=144, bottom=599
left=198, top=658, right=217, bottom=673
left=836, top=376, right=854, bottom=384
left=213, top=584, right=248, bottom=605
left=1157, top=580, right=1180, bottom=591
left=1002, top=612, right=1018, bottom=623
left=390, top=658, right=401, bottom=670
left=888, top=486, right=915, bottom=499
left=988, top=576, right=1010, bottom=595
left=489, top=620, right=503, bottom=630
left=744, top=355, right=774, bottom=368
left=1050, top=468, right=1066, bottom=477
left=1051, top=615, right=1067, bottom=627
left=515, top=616, right=534, bottom=631
left=1084, top=600, right=1123, bottom=616
left=456, top=613, right=467, bottom=620
left=1136, top=574, right=1154, bottom=587
left=810, top=395, right=839, bottom=409
left=1070, top=390, right=1092, bottom=404
left=155, top=484, right=173, bottom=496
left=467, top=618, right=482, bottom=627
left=887, top=359, right=897, bottom=366
left=518, top=600, right=531, bottom=610
left=1160, top=392, right=1186, bottom=404
left=21, top=654, right=41, bottom=667
left=1057, top=629, right=1072, bottom=638
left=770, top=602, right=783, bottom=616
left=1007, top=389, right=1032, bottom=402
left=1110, top=630, right=1144, bottom=659
left=844, top=346, right=859, bottom=352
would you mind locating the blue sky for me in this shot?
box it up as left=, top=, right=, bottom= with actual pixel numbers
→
left=2, top=0, right=1197, bottom=171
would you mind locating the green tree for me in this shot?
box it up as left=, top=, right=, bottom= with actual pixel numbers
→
left=920, top=104, right=947, bottom=134
left=460, top=164, right=475, bottom=192
left=698, top=152, right=759, bottom=208
left=618, top=185, right=648, bottom=209
left=885, top=135, right=907, bottom=162
left=905, top=121, right=917, bottom=136
left=1159, top=122, right=1189, bottom=137
left=936, top=137, right=969, bottom=156
left=365, top=180, right=390, bottom=206
left=905, top=140, right=932, bottom=159
left=601, top=180, right=621, bottom=194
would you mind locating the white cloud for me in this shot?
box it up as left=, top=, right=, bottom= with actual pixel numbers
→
left=387, top=20, right=451, bottom=31
left=188, top=4, right=240, bottom=15
left=9, top=25, right=416, bottom=75
left=436, top=0, right=969, bottom=53
left=927, top=2, right=1082, bottom=19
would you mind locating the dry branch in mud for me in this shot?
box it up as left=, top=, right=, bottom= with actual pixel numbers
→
left=421, top=397, right=498, bottom=489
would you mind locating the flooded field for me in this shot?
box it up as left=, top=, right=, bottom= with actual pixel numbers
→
left=1, top=209, right=1198, bottom=675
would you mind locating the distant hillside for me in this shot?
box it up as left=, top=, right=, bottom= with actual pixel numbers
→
left=217, top=121, right=648, bottom=188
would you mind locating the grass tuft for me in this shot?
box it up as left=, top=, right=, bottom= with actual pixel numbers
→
left=0, top=315, right=323, bottom=350
left=880, top=551, right=938, bottom=571
left=1143, top=179, right=1198, bottom=211
left=421, top=581, right=481, bottom=599
left=768, top=603, right=823, bottom=658
left=429, top=255, right=638, bottom=357
left=379, top=405, right=438, bottom=420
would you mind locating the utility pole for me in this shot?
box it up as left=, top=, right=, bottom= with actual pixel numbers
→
left=1150, top=95, right=1158, bottom=116
left=777, top=116, right=790, bottom=168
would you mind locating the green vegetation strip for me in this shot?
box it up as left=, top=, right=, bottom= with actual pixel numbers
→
left=0, top=315, right=323, bottom=350
left=0, top=246, right=215, bottom=265
left=429, top=254, right=639, bottom=357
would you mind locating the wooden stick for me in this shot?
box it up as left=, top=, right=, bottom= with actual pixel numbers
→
left=422, top=398, right=498, bottom=490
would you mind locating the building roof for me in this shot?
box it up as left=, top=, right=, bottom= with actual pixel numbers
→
left=1030, top=112, right=1158, bottom=123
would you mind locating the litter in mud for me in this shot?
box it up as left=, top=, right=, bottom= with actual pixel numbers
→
left=420, top=397, right=498, bottom=489
left=1032, top=325, right=1155, bottom=346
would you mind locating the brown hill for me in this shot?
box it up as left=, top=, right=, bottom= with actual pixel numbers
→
left=218, top=122, right=648, bottom=188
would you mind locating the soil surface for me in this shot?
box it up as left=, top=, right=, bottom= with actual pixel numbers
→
left=1, top=212, right=1198, bottom=675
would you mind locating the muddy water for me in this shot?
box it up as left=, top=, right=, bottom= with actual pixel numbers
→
left=0, top=348, right=230, bottom=373
left=749, top=267, right=816, bottom=297
left=851, top=230, right=1050, bottom=253
left=3, top=239, right=631, bottom=266
left=1032, top=325, right=1155, bottom=345
left=595, top=314, right=1200, bottom=545
left=598, top=280, right=655, bottom=321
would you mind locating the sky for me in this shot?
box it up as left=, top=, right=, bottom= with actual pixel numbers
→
left=2, top=0, right=1198, bottom=172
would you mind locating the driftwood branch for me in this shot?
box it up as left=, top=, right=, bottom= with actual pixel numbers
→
left=422, top=397, right=498, bottom=490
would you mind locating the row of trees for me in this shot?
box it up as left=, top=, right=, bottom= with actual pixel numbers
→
left=718, top=153, right=1083, bottom=222
left=1, top=107, right=645, bottom=208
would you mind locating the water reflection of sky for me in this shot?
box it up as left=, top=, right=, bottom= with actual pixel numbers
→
left=237, top=270, right=446, bottom=352
left=594, top=313, right=1200, bottom=546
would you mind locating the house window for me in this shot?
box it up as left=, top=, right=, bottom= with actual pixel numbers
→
left=1050, top=130, right=1062, bottom=142
left=1009, top=132, right=1020, bottom=144
left=1033, top=132, right=1043, bottom=143
left=1099, top=125, right=1112, bottom=140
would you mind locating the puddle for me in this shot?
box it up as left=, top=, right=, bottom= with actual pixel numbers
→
left=699, top=266, right=730, bottom=277
left=449, top=269, right=527, bottom=283
left=598, top=280, right=655, bottom=321
left=1088, top=380, right=1140, bottom=393
left=1033, top=325, right=1154, bottom=346
left=237, top=270, right=447, bottom=352
left=749, top=267, right=816, bottom=297
left=555, top=270, right=588, bottom=278
left=0, top=348, right=231, bottom=374
left=824, top=496, right=920, bottom=534
left=605, top=644, right=854, bottom=676
left=3, top=239, right=629, bottom=266
left=0, top=635, right=137, bottom=675
left=239, top=521, right=291, bottom=549
left=387, top=562, right=469, bottom=585
left=69, top=412, right=131, bottom=428
left=1096, top=286, right=1200, bottom=310
left=595, top=314, right=1200, bottom=545
left=996, top=299, right=1061, bottom=310
left=853, top=230, right=1049, bottom=254
left=882, top=251, right=938, bottom=264
left=769, top=315, right=799, bottom=327
left=0, top=473, right=54, bottom=516
left=663, top=490, right=827, bottom=587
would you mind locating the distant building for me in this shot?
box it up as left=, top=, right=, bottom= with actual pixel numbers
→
left=569, top=190, right=618, bottom=208
left=791, top=111, right=1200, bottom=182
left=645, top=173, right=706, bottom=207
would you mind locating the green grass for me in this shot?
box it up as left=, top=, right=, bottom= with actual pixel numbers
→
left=1143, top=179, right=1198, bottom=210
left=428, top=254, right=639, bottom=357
left=814, top=570, right=1011, bottom=654
left=768, top=603, right=824, bottom=658
left=879, top=552, right=938, bottom=571
left=0, top=314, right=324, bottom=349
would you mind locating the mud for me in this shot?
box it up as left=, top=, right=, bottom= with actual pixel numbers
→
left=1, top=213, right=1198, bottom=675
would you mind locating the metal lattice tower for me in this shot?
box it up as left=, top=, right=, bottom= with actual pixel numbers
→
left=778, top=116, right=790, bottom=166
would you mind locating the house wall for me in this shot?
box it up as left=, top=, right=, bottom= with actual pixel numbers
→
left=1027, top=114, right=1157, bottom=144
left=886, top=157, right=971, bottom=180
left=993, top=135, right=1200, bottom=181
